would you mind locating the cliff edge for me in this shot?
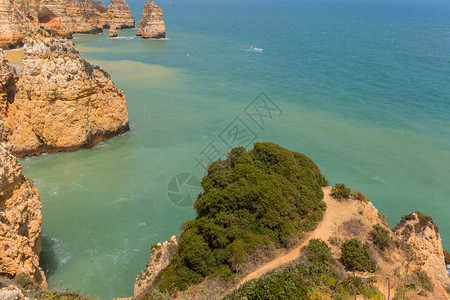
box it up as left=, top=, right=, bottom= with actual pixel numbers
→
left=0, top=116, right=46, bottom=286
left=0, top=28, right=130, bottom=157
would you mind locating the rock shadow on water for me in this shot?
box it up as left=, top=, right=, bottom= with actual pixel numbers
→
left=40, top=234, right=70, bottom=278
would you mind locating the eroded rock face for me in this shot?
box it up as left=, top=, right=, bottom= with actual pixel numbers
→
left=0, top=50, right=18, bottom=120
left=134, top=235, right=177, bottom=297
left=1, top=29, right=130, bottom=157
left=0, top=1, right=33, bottom=49
left=66, top=0, right=107, bottom=34
left=136, top=0, right=165, bottom=39
left=393, top=212, right=450, bottom=289
left=0, top=115, right=46, bottom=285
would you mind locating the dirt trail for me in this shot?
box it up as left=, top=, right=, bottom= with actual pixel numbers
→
left=237, top=186, right=365, bottom=287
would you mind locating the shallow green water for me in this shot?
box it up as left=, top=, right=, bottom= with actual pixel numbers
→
left=20, top=0, right=449, bottom=298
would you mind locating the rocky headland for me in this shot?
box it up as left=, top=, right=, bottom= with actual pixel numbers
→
left=132, top=143, right=450, bottom=300
left=0, top=0, right=135, bottom=49
left=136, top=0, right=166, bottom=39
left=0, top=116, right=46, bottom=286
left=0, top=28, right=130, bottom=157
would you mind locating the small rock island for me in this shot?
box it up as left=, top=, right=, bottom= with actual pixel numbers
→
left=136, top=0, right=166, bottom=39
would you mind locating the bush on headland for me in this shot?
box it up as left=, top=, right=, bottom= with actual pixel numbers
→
left=154, top=142, right=328, bottom=293
left=228, top=239, right=384, bottom=300
left=370, top=224, right=392, bottom=250
left=330, top=183, right=351, bottom=200
left=340, top=239, right=377, bottom=272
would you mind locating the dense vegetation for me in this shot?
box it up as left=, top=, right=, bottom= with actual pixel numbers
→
left=155, top=143, right=328, bottom=293
left=340, top=239, right=377, bottom=272
left=227, top=239, right=384, bottom=300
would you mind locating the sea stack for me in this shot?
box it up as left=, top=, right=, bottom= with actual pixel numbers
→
left=0, top=28, right=130, bottom=157
left=0, top=115, right=46, bottom=286
left=105, top=0, right=135, bottom=29
left=136, top=0, right=165, bottom=39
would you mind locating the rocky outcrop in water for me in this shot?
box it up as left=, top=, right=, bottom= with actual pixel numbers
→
left=0, top=0, right=134, bottom=48
left=104, top=0, right=135, bottom=29
left=0, top=116, right=46, bottom=285
left=109, top=25, right=118, bottom=38
left=66, top=0, right=134, bottom=34
left=136, top=0, right=165, bottom=39
left=0, top=28, right=130, bottom=157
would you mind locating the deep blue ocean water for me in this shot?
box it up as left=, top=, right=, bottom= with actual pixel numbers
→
left=19, top=0, right=450, bottom=298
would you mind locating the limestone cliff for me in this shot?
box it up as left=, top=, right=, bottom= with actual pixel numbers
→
left=0, top=0, right=135, bottom=48
left=65, top=0, right=107, bottom=34
left=10, top=0, right=73, bottom=38
left=1, top=28, right=130, bottom=157
left=393, top=212, right=450, bottom=289
left=136, top=0, right=165, bottom=39
left=0, top=115, right=46, bottom=285
left=134, top=236, right=177, bottom=297
left=0, top=1, right=33, bottom=49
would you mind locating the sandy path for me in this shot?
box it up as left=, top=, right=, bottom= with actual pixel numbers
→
left=238, top=186, right=359, bottom=287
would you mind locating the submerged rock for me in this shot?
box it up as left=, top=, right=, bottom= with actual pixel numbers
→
left=0, top=28, right=130, bottom=157
left=0, top=115, right=46, bottom=286
left=136, top=0, right=165, bottom=39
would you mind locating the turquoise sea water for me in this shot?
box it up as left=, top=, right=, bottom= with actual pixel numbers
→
left=19, top=0, right=450, bottom=298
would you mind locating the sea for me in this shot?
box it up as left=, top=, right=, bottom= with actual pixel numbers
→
left=19, top=0, right=450, bottom=298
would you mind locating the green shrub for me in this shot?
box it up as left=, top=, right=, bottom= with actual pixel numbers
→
left=155, top=143, right=327, bottom=293
left=328, top=236, right=342, bottom=247
left=225, top=261, right=336, bottom=299
left=352, top=189, right=369, bottom=202
left=302, top=239, right=334, bottom=266
left=371, top=224, right=392, bottom=250
left=331, top=183, right=351, bottom=200
left=12, top=273, right=36, bottom=290
left=340, top=239, right=377, bottom=272
left=414, top=269, right=434, bottom=292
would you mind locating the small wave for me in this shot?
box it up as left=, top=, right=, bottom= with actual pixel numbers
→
left=248, top=46, right=264, bottom=52
left=110, top=36, right=136, bottom=40
left=371, top=176, right=385, bottom=183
